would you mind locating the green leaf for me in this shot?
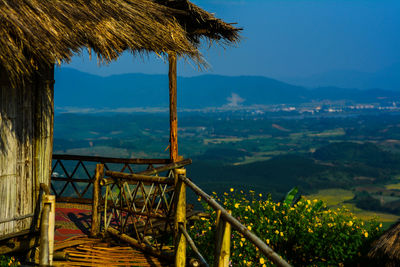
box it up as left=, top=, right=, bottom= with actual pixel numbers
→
left=284, top=186, right=299, bottom=206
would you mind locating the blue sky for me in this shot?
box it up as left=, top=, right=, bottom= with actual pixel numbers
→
left=64, top=0, right=400, bottom=80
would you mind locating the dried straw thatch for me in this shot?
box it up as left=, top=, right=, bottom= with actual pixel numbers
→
left=0, top=0, right=240, bottom=85
left=368, top=221, right=400, bottom=266
left=155, top=0, right=241, bottom=45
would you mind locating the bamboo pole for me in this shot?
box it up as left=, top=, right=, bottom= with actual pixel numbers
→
left=52, top=154, right=170, bottom=164
left=214, top=210, right=231, bottom=267
left=137, top=159, right=192, bottom=176
left=174, top=168, right=186, bottom=267
left=102, top=172, right=174, bottom=185
left=179, top=175, right=291, bottom=267
left=39, top=203, right=50, bottom=266
left=91, top=164, right=103, bottom=237
left=107, top=227, right=173, bottom=262
left=169, top=52, right=178, bottom=162
left=179, top=225, right=209, bottom=267
left=44, top=195, right=55, bottom=265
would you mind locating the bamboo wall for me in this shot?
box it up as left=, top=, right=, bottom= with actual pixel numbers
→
left=0, top=65, right=54, bottom=238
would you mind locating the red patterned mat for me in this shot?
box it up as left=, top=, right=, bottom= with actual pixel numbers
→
left=55, top=203, right=92, bottom=242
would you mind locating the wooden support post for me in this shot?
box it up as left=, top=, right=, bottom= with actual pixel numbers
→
left=91, top=164, right=103, bottom=237
left=214, top=210, right=231, bottom=267
left=39, top=203, right=50, bottom=266
left=174, top=168, right=186, bottom=267
left=43, top=195, right=55, bottom=265
left=169, top=52, right=178, bottom=162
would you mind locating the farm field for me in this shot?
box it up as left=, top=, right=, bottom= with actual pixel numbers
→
left=54, top=112, right=400, bottom=227
left=305, top=189, right=400, bottom=227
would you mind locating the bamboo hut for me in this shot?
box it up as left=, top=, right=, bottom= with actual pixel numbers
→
left=0, top=0, right=239, bottom=250
left=368, top=221, right=400, bottom=266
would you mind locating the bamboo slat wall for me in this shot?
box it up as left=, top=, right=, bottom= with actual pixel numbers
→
left=0, top=64, right=54, bottom=238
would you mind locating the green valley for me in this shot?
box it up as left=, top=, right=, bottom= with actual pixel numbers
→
left=53, top=112, right=400, bottom=224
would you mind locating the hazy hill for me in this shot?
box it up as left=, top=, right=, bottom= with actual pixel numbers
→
left=283, top=63, right=400, bottom=91
left=54, top=68, right=400, bottom=110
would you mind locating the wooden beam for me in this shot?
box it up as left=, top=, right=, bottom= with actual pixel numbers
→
left=43, top=195, right=55, bottom=265
left=39, top=203, right=51, bottom=266
left=174, top=169, right=187, bottom=267
left=169, top=52, right=178, bottom=162
left=137, top=159, right=192, bottom=176
left=91, top=164, right=103, bottom=237
left=179, top=225, right=209, bottom=267
left=103, top=172, right=174, bottom=185
left=107, top=227, right=173, bottom=262
left=52, top=155, right=170, bottom=165
left=214, top=210, right=231, bottom=267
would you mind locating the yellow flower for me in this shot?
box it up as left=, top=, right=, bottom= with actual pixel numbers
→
left=275, top=230, right=280, bottom=235
left=364, top=232, right=368, bottom=238
left=266, top=239, right=270, bottom=244
left=234, top=203, right=240, bottom=208
left=247, top=226, right=252, bottom=231
left=259, top=193, right=262, bottom=197
left=348, top=221, right=353, bottom=227
left=224, top=192, right=228, bottom=196
left=260, top=258, right=265, bottom=264
left=379, top=223, right=383, bottom=228
left=280, top=232, right=284, bottom=237
left=230, top=188, right=234, bottom=192
left=241, top=237, right=246, bottom=242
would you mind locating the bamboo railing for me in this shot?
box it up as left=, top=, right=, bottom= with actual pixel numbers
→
left=89, top=164, right=290, bottom=267
left=177, top=174, right=291, bottom=267
left=51, top=154, right=173, bottom=203
left=94, top=160, right=192, bottom=257
left=51, top=155, right=290, bottom=266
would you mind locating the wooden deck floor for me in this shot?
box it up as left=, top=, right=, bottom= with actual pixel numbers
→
left=54, top=203, right=170, bottom=266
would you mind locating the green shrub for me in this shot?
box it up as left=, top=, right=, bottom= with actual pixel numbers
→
left=188, top=189, right=383, bottom=266
left=0, top=255, right=20, bottom=267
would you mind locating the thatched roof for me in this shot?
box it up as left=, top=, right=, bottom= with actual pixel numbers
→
left=0, top=0, right=240, bottom=86
left=154, top=0, right=241, bottom=45
left=368, top=221, right=400, bottom=266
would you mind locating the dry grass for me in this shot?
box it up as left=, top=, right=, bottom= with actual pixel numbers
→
left=0, top=0, right=241, bottom=86
left=369, top=221, right=400, bottom=264
left=155, top=0, right=241, bottom=46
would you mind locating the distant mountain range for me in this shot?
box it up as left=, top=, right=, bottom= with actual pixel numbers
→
left=281, top=63, right=400, bottom=91
left=54, top=68, right=400, bottom=111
